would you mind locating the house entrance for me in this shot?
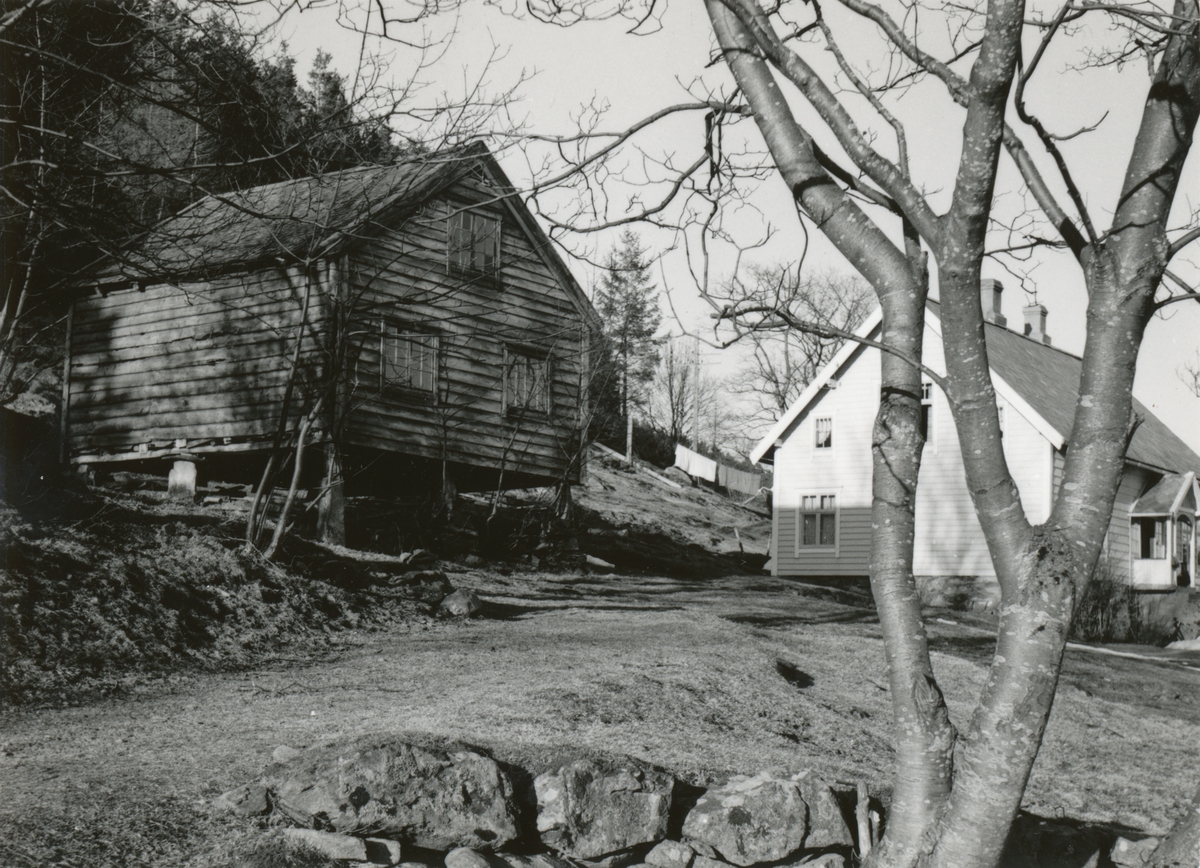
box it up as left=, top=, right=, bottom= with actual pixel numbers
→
left=1177, top=516, right=1194, bottom=588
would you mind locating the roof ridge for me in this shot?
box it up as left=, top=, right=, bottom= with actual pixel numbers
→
left=179, top=143, right=490, bottom=209
left=927, top=296, right=1085, bottom=362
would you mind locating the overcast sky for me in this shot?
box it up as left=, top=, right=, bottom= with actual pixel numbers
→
left=258, top=0, right=1200, bottom=454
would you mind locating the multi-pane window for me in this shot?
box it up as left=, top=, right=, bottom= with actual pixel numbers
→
left=814, top=416, right=833, bottom=449
left=1135, top=517, right=1168, bottom=560
left=799, top=494, right=837, bottom=548
left=382, top=326, right=437, bottom=395
left=448, top=210, right=500, bottom=275
left=920, top=382, right=934, bottom=443
left=505, top=349, right=550, bottom=414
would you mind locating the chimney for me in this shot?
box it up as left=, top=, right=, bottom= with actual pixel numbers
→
left=980, top=278, right=1007, bottom=327
left=1023, top=303, right=1051, bottom=345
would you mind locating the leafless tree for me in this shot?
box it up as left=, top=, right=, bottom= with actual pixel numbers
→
left=1180, top=348, right=1200, bottom=396
left=727, top=266, right=872, bottom=426
left=647, top=335, right=695, bottom=444
left=0, top=0, right=515, bottom=408
left=510, top=0, right=1200, bottom=865
left=647, top=333, right=738, bottom=453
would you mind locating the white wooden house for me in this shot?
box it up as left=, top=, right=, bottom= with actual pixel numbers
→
left=750, top=280, right=1199, bottom=603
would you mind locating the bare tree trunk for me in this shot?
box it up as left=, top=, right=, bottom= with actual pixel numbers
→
left=245, top=267, right=314, bottom=552
left=263, top=396, right=324, bottom=561
left=926, top=3, right=1199, bottom=863
left=317, top=442, right=345, bottom=547
left=706, top=7, right=953, bottom=864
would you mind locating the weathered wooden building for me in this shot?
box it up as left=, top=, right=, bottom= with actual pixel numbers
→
left=63, top=144, right=600, bottom=537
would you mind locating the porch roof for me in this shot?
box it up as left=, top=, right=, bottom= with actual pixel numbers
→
left=1131, top=472, right=1199, bottom=517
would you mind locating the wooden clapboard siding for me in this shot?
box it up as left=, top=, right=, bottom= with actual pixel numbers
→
left=769, top=342, right=877, bottom=577
left=342, top=183, right=585, bottom=484
left=773, top=507, right=872, bottom=575
left=66, top=266, right=326, bottom=457
left=770, top=314, right=1059, bottom=580
left=1104, top=465, right=1159, bottom=580
left=65, top=168, right=592, bottom=490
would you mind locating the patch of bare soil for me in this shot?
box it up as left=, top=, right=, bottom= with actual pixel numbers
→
left=2, top=569, right=1197, bottom=868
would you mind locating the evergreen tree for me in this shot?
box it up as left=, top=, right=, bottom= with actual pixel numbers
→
left=593, top=230, right=662, bottom=420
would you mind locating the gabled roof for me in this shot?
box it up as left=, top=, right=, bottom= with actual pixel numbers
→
left=94, top=142, right=600, bottom=329
left=748, top=307, right=883, bottom=464
left=1132, top=472, right=1199, bottom=516
left=750, top=300, right=1200, bottom=477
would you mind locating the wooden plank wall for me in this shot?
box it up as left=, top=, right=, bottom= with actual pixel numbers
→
left=773, top=506, right=872, bottom=575
left=343, top=178, right=586, bottom=484
left=67, top=266, right=326, bottom=460
left=1104, top=465, right=1158, bottom=580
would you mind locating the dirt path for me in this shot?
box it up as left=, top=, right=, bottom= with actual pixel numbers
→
left=2, top=570, right=1198, bottom=867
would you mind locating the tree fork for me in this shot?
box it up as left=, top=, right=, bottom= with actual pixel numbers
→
left=705, top=3, right=952, bottom=861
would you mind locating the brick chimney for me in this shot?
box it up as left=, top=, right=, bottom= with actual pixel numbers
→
left=1023, top=303, right=1050, bottom=345
left=980, top=279, right=1007, bottom=327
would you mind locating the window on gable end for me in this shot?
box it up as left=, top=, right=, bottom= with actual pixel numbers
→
left=814, top=416, right=833, bottom=450
left=448, top=209, right=501, bottom=278
left=920, top=382, right=934, bottom=444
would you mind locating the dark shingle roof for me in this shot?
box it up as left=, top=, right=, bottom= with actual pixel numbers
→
left=931, top=300, right=1200, bottom=475
left=106, top=146, right=488, bottom=279
left=1131, top=473, right=1196, bottom=515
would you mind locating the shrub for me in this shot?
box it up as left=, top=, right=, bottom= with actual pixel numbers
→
left=1071, top=559, right=1131, bottom=643
left=1070, top=558, right=1179, bottom=646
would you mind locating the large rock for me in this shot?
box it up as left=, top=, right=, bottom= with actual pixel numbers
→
left=285, top=828, right=402, bottom=863
left=535, top=758, right=675, bottom=859
left=439, top=589, right=485, bottom=618
left=500, top=855, right=576, bottom=868
left=266, top=737, right=520, bottom=850
left=447, top=847, right=510, bottom=868
left=284, top=828, right=369, bottom=861
left=645, top=840, right=695, bottom=868
left=790, top=771, right=852, bottom=849
left=214, top=782, right=270, bottom=817
left=681, top=773, right=808, bottom=867
left=1109, top=836, right=1159, bottom=867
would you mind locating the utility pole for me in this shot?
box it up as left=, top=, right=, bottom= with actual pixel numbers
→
left=692, top=333, right=701, bottom=449
left=626, top=411, right=634, bottom=465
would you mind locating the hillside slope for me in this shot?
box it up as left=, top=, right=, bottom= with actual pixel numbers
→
left=1, top=448, right=772, bottom=703
left=580, top=448, right=770, bottom=553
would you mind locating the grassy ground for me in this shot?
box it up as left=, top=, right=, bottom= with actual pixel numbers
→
left=2, top=457, right=1197, bottom=867
left=2, top=567, right=1197, bottom=868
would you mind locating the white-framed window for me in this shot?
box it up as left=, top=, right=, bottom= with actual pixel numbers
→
left=505, top=347, right=551, bottom=415
left=448, top=209, right=501, bottom=277
left=798, top=494, right=838, bottom=549
left=920, top=382, right=934, bottom=445
left=814, top=416, right=834, bottom=450
left=382, top=324, right=437, bottom=397
left=1133, top=517, right=1168, bottom=560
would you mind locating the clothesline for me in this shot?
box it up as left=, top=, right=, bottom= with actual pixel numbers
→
left=674, top=443, right=762, bottom=497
